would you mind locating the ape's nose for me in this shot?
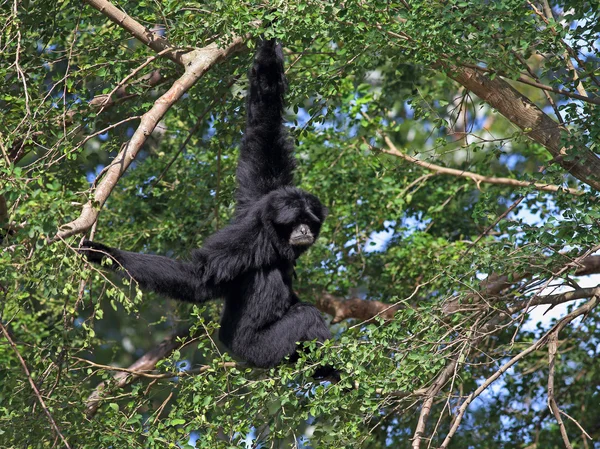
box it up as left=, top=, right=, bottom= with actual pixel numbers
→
left=300, top=225, right=309, bottom=235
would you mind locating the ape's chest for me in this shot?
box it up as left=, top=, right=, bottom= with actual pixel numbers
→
left=221, top=266, right=296, bottom=329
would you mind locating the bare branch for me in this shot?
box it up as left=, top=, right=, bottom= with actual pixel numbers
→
left=473, top=255, right=600, bottom=301
left=547, top=333, right=574, bottom=449
left=446, top=253, right=600, bottom=315
left=545, top=284, right=597, bottom=449
left=75, top=356, right=238, bottom=379
left=439, top=292, right=600, bottom=448
left=412, top=359, right=459, bottom=449
left=509, top=285, right=600, bottom=313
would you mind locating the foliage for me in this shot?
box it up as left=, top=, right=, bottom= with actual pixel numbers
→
left=1, top=0, right=599, bottom=448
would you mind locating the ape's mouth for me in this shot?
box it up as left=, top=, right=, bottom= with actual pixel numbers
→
left=290, top=235, right=314, bottom=246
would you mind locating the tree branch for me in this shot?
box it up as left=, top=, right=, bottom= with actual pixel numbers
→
left=547, top=332, right=574, bottom=449
left=458, top=62, right=600, bottom=106
left=315, top=256, right=600, bottom=324
left=315, top=293, right=400, bottom=324
left=412, top=359, right=459, bottom=449
left=75, top=356, right=238, bottom=380
left=445, top=253, right=600, bottom=314
left=84, top=0, right=186, bottom=65
left=446, top=65, right=600, bottom=191
left=439, top=292, right=600, bottom=448
left=509, top=285, right=600, bottom=314
left=573, top=255, right=600, bottom=276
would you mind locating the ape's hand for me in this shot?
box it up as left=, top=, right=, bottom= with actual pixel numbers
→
left=79, top=240, right=115, bottom=265
left=252, top=39, right=287, bottom=97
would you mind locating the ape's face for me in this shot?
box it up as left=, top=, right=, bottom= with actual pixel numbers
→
left=267, top=187, right=328, bottom=251
left=289, top=223, right=316, bottom=247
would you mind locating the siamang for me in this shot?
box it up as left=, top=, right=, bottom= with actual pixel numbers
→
left=81, top=40, right=336, bottom=377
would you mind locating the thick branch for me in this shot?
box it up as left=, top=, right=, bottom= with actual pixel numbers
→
left=54, top=39, right=245, bottom=241
left=483, top=256, right=600, bottom=296
left=315, top=293, right=400, bottom=324
left=573, top=255, right=600, bottom=276
left=446, top=65, right=600, bottom=191
left=317, top=255, right=600, bottom=323
left=512, top=285, right=600, bottom=313
left=445, top=253, right=600, bottom=314
left=458, top=63, right=600, bottom=106
left=84, top=0, right=185, bottom=65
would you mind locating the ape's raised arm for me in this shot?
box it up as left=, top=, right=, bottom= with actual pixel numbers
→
left=235, top=40, right=297, bottom=216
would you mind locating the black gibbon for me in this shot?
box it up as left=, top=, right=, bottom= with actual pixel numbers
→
left=81, top=40, right=336, bottom=378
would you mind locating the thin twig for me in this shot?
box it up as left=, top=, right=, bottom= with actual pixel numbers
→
left=559, top=409, right=593, bottom=442
left=0, top=322, right=72, bottom=449
left=468, top=196, right=524, bottom=249
left=98, top=49, right=172, bottom=113
left=381, top=135, right=581, bottom=196
left=152, top=391, right=173, bottom=425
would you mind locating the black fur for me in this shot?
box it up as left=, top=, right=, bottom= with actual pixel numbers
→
left=81, top=40, right=335, bottom=376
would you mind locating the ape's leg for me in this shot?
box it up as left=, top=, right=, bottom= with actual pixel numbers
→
left=80, top=240, right=214, bottom=303
left=231, top=302, right=334, bottom=374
